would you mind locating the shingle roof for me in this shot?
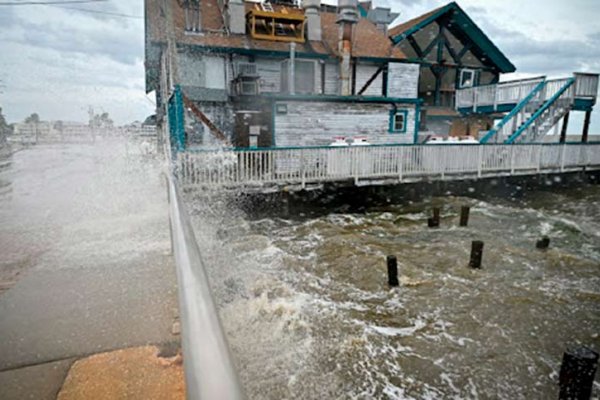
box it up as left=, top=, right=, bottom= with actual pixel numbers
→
left=145, top=0, right=405, bottom=60
left=387, top=4, right=446, bottom=40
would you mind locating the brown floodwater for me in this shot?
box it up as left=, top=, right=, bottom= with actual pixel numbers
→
left=187, top=183, right=600, bottom=399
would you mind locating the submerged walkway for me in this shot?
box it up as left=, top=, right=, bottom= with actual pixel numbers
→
left=0, top=139, right=179, bottom=399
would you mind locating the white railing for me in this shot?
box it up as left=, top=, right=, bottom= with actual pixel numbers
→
left=456, top=73, right=598, bottom=110
left=496, top=77, right=545, bottom=105
left=456, top=77, right=545, bottom=110
left=175, top=144, right=600, bottom=188
left=574, top=73, right=600, bottom=98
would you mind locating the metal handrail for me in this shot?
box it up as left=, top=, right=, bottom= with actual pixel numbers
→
left=166, top=171, right=245, bottom=400
left=479, top=80, right=547, bottom=143
left=163, top=115, right=245, bottom=399
left=506, top=78, right=576, bottom=144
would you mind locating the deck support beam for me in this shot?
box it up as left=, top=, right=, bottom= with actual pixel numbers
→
left=582, top=110, right=591, bottom=143
left=560, top=112, right=570, bottom=143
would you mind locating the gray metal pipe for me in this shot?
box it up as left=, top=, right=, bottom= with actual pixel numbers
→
left=167, top=172, right=245, bottom=400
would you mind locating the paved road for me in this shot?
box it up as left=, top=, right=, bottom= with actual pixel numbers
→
left=0, top=139, right=178, bottom=399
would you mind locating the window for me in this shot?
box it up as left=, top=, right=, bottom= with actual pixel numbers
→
left=281, top=60, right=316, bottom=94
left=183, top=1, right=201, bottom=32
left=459, top=69, right=477, bottom=88
left=389, top=109, right=408, bottom=133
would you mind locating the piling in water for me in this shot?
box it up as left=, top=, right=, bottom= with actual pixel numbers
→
left=536, top=236, right=550, bottom=249
left=387, top=255, right=399, bottom=287
left=428, top=207, right=440, bottom=228
left=559, top=346, right=598, bottom=400
left=459, top=206, right=470, bottom=227
left=469, top=241, right=484, bottom=269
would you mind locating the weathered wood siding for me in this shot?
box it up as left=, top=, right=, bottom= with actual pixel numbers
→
left=273, top=101, right=416, bottom=147
left=324, top=62, right=340, bottom=95
left=387, top=63, right=420, bottom=98
left=355, top=63, right=383, bottom=96
left=178, top=53, right=226, bottom=89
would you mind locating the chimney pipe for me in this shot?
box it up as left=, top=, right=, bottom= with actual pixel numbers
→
left=289, top=43, right=296, bottom=94
left=336, top=0, right=359, bottom=96
left=303, top=0, right=322, bottom=41
left=227, top=0, right=246, bottom=34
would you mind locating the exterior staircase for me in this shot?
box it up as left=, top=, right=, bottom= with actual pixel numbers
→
left=456, top=73, right=598, bottom=144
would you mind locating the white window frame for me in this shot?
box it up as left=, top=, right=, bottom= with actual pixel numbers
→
left=459, top=69, right=476, bottom=88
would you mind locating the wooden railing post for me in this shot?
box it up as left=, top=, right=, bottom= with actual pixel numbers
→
left=477, top=145, right=483, bottom=177
left=300, top=149, right=306, bottom=189
left=398, top=146, right=404, bottom=182
left=510, top=145, right=515, bottom=174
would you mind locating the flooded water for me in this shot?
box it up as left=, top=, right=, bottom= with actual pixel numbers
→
left=187, top=183, right=600, bottom=399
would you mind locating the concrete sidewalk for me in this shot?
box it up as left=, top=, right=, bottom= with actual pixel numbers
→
left=0, top=139, right=179, bottom=399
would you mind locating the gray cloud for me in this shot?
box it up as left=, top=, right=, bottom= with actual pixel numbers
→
left=461, top=7, right=600, bottom=76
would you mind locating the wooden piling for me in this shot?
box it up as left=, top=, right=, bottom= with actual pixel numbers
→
left=559, top=346, right=598, bottom=400
left=428, top=207, right=440, bottom=228
left=459, top=206, right=470, bottom=227
left=536, top=236, right=550, bottom=249
left=387, top=255, right=399, bottom=287
left=469, top=241, right=484, bottom=269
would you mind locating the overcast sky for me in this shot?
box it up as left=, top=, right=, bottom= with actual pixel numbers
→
left=0, top=0, right=598, bottom=133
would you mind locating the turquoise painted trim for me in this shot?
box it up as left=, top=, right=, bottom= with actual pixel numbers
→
left=271, top=101, right=276, bottom=147
left=414, top=103, right=420, bottom=144
left=391, top=4, right=452, bottom=44
left=167, top=85, right=186, bottom=153
left=184, top=141, right=600, bottom=153
left=389, top=109, right=408, bottom=133
left=390, top=2, right=516, bottom=73
left=358, top=3, right=369, bottom=17
left=573, top=98, right=595, bottom=112
left=178, top=43, right=331, bottom=60
left=480, top=80, right=547, bottom=143
left=265, top=94, right=422, bottom=104
left=506, top=78, right=576, bottom=144
left=458, top=103, right=515, bottom=115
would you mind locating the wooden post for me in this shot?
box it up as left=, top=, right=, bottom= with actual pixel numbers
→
left=582, top=110, right=591, bottom=143
left=459, top=206, right=470, bottom=227
left=428, top=207, right=440, bottom=228
left=469, top=240, right=484, bottom=269
left=387, top=255, right=399, bottom=287
left=559, top=346, right=598, bottom=400
left=536, top=236, right=550, bottom=249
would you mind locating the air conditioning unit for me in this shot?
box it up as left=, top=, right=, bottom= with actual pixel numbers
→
left=236, top=62, right=258, bottom=77
left=237, top=79, right=259, bottom=95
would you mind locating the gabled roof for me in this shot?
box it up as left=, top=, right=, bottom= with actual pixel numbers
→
left=145, top=0, right=405, bottom=60
left=388, top=2, right=516, bottom=73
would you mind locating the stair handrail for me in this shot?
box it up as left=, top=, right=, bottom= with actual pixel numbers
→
left=505, top=77, right=576, bottom=144
left=479, top=79, right=547, bottom=143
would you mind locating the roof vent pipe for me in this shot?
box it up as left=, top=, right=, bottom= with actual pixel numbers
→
left=336, top=0, right=358, bottom=96
left=303, top=0, right=322, bottom=41
left=227, top=0, right=246, bottom=34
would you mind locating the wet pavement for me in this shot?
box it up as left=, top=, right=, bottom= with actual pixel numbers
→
left=0, top=139, right=178, bottom=399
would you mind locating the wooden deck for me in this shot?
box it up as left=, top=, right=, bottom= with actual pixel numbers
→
left=175, top=143, right=600, bottom=191
left=456, top=73, right=598, bottom=114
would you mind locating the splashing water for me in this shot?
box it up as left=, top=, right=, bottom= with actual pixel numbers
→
left=187, top=182, right=600, bottom=399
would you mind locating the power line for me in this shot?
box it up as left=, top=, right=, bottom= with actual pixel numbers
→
left=1, top=0, right=142, bottom=20
left=50, top=5, right=142, bottom=19
left=0, top=0, right=107, bottom=5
